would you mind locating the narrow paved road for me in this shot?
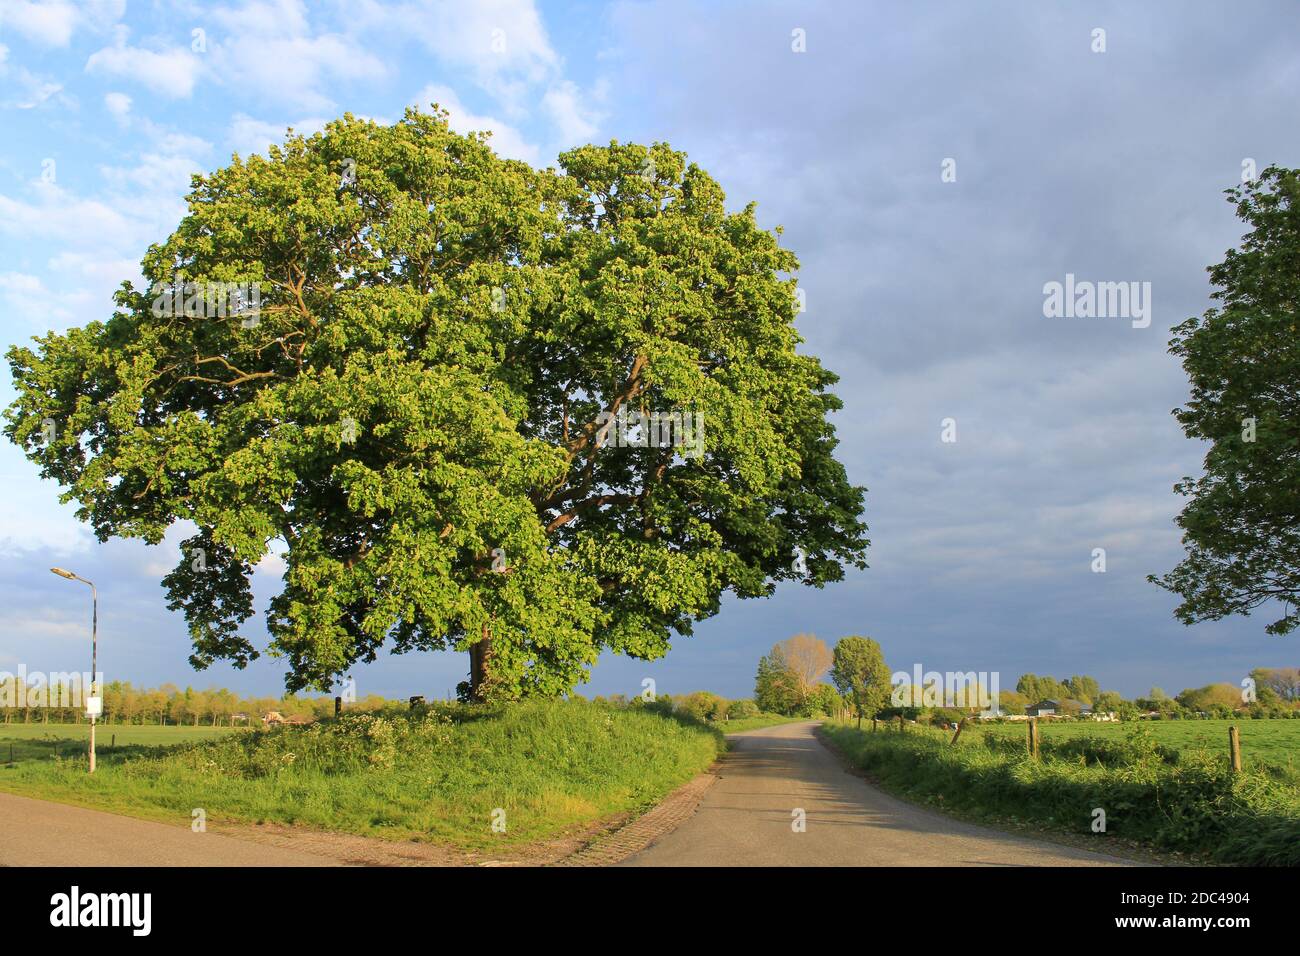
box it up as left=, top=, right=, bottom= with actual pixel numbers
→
left=0, top=792, right=339, bottom=866
left=624, top=721, right=1138, bottom=866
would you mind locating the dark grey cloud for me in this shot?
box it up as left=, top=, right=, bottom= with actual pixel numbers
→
left=578, top=0, right=1300, bottom=698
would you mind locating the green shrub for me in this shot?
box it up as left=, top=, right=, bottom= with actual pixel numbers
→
left=727, top=699, right=761, bottom=720
left=676, top=691, right=729, bottom=723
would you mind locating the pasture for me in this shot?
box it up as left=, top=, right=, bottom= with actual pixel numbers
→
left=0, top=723, right=239, bottom=764
left=974, top=718, right=1300, bottom=784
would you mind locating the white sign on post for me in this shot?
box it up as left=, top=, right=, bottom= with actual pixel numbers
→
left=85, top=696, right=102, bottom=717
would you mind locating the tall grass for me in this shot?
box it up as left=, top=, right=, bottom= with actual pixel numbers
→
left=821, top=721, right=1300, bottom=865
left=0, top=699, right=723, bottom=849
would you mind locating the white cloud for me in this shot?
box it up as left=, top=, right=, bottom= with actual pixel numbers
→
left=103, top=91, right=131, bottom=121
left=405, top=0, right=556, bottom=80
left=100, top=151, right=206, bottom=198
left=205, top=0, right=385, bottom=111
left=0, top=0, right=124, bottom=48
left=0, top=48, right=65, bottom=109
left=85, top=30, right=203, bottom=98
left=412, top=84, right=539, bottom=163
left=0, top=271, right=45, bottom=297
left=256, top=551, right=287, bottom=577
left=0, top=181, right=140, bottom=249
left=0, top=252, right=137, bottom=331
left=0, top=0, right=78, bottom=47
left=2, top=70, right=61, bottom=109
left=0, top=459, right=94, bottom=557
left=541, top=80, right=599, bottom=145
left=47, top=251, right=140, bottom=289
left=0, top=608, right=96, bottom=642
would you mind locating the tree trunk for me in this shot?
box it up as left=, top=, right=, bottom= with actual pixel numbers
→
left=469, top=623, right=492, bottom=701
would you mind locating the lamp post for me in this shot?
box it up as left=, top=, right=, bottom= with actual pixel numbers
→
left=50, top=567, right=97, bottom=773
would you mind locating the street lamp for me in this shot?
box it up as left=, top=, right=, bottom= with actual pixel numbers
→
left=50, top=567, right=98, bottom=774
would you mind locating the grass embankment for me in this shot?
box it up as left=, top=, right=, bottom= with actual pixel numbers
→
left=820, top=720, right=1300, bottom=866
left=0, top=700, right=723, bottom=849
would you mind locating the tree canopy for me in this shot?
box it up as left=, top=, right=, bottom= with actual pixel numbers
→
left=1152, top=166, right=1300, bottom=636
left=4, top=108, right=867, bottom=699
left=829, top=635, right=891, bottom=726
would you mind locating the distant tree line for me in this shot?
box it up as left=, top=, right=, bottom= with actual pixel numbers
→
left=751, top=637, right=1300, bottom=724
left=0, top=679, right=404, bottom=725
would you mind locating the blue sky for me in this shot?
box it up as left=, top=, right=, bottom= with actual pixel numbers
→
left=1, top=0, right=1297, bottom=702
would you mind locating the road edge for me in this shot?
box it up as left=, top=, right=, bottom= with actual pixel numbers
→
left=552, top=762, right=721, bottom=866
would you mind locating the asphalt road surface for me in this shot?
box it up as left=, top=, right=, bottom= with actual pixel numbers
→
left=624, top=721, right=1139, bottom=866
left=0, top=792, right=338, bottom=866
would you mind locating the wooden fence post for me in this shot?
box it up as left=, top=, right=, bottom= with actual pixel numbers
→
left=1028, top=718, right=1039, bottom=759
left=898, top=714, right=905, bottom=733
left=871, top=717, right=878, bottom=733
left=951, top=717, right=967, bottom=745
left=1228, top=725, right=1242, bottom=773
left=334, top=696, right=342, bottom=717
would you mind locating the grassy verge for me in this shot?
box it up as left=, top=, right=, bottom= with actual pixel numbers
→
left=820, top=720, right=1300, bottom=866
left=0, top=700, right=723, bottom=850
left=714, top=714, right=807, bottom=734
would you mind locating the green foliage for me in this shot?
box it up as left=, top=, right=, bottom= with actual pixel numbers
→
left=1176, top=683, right=1243, bottom=712
left=754, top=649, right=802, bottom=715
left=726, top=698, right=760, bottom=720
left=1015, top=674, right=1066, bottom=702
left=995, top=689, right=1028, bottom=715
left=1152, top=166, right=1300, bottom=635
left=676, top=690, right=727, bottom=723
left=801, top=683, right=844, bottom=717
left=829, top=635, right=890, bottom=723
left=1063, top=675, right=1100, bottom=705
left=1092, top=690, right=1123, bottom=714
left=3, top=109, right=868, bottom=698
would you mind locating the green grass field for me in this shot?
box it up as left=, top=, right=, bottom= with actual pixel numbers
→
left=974, top=719, right=1300, bottom=784
left=0, top=701, right=723, bottom=850
left=0, top=723, right=238, bottom=763
left=820, top=718, right=1300, bottom=865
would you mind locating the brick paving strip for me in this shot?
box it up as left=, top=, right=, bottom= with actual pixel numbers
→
left=551, top=764, right=720, bottom=867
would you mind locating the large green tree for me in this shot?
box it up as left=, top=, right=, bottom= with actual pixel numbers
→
left=754, top=647, right=803, bottom=715
left=829, top=635, right=890, bottom=727
left=1152, top=166, right=1300, bottom=636
left=4, top=109, right=867, bottom=699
